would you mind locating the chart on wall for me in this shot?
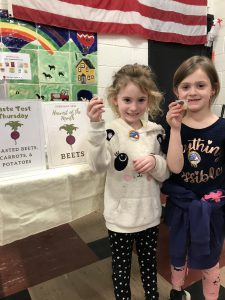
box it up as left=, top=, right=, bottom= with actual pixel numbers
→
left=0, top=52, right=31, bottom=80
left=0, top=9, right=98, bottom=102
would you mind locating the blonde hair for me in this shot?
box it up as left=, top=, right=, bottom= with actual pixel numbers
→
left=107, top=63, right=163, bottom=120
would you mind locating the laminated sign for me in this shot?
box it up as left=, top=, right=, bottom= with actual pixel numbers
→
left=42, top=102, right=90, bottom=168
left=0, top=100, right=46, bottom=177
left=0, top=52, right=31, bottom=80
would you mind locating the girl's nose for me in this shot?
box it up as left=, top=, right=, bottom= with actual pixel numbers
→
left=130, top=102, right=138, bottom=110
left=189, top=85, right=197, bottom=94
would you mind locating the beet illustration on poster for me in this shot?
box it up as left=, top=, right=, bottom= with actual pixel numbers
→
left=5, top=121, right=23, bottom=145
left=59, top=124, right=78, bottom=149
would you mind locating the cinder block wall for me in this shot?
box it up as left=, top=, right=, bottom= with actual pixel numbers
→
left=97, top=36, right=148, bottom=99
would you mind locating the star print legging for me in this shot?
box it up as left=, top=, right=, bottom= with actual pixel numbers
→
left=108, top=226, right=159, bottom=300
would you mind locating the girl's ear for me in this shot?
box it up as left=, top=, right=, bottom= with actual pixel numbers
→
left=112, top=97, right=118, bottom=105
left=211, top=89, right=215, bottom=96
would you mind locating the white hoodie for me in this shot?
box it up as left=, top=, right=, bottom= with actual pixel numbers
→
left=87, top=118, right=169, bottom=233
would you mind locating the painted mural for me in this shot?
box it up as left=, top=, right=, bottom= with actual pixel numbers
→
left=0, top=9, right=97, bottom=101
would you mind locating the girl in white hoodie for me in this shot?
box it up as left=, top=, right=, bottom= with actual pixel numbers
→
left=87, top=63, right=169, bottom=300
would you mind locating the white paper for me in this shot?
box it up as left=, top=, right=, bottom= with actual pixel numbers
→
left=42, top=101, right=90, bottom=168
left=0, top=100, right=46, bottom=176
left=0, top=52, right=31, bottom=80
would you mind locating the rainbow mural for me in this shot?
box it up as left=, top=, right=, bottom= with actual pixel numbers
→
left=0, top=10, right=98, bottom=103
left=0, top=21, right=65, bottom=54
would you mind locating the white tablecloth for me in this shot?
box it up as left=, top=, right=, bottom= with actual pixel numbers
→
left=0, top=165, right=105, bottom=245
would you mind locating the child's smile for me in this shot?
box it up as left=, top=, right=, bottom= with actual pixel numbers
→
left=113, top=82, right=148, bottom=130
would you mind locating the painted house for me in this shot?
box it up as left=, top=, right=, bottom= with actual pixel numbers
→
left=76, top=59, right=96, bottom=84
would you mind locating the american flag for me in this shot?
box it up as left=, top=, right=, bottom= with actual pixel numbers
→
left=8, top=0, right=208, bottom=45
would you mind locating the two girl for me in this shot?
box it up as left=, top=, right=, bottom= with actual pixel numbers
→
left=87, top=55, right=225, bottom=300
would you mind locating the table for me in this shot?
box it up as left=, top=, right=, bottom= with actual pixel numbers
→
left=0, top=165, right=105, bottom=245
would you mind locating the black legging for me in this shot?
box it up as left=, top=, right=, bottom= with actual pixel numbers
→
left=108, top=226, right=159, bottom=300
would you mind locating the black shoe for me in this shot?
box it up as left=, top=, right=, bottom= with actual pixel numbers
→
left=169, top=289, right=191, bottom=300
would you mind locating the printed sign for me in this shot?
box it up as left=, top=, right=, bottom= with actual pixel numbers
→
left=0, top=100, right=46, bottom=176
left=0, top=52, right=31, bottom=80
left=42, top=102, right=90, bottom=168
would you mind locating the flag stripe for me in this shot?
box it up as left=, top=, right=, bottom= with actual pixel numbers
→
left=140, top=0, right=207, bottom=11
left=8, top=0, right=208, bottom=45
left=60, top=0, right=206, bottom=15
left=170, top=0, right=207, bottom=5
left=146, top=9, right=206, bottom=26
left=58, top=0, right=206, bottom=26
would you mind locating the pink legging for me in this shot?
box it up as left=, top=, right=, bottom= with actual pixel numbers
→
left=171, top=262, right=220, bottom=300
